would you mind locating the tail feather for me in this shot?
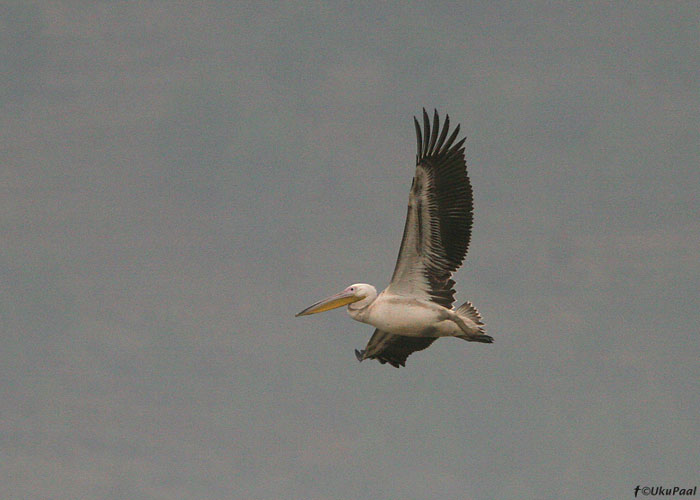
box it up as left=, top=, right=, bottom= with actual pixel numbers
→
left=455, top=300, right=484, bottom=327
left=455, top=300, right=492, bottom=342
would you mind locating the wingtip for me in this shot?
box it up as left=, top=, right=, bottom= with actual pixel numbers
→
left=414, top=108, right=468, bottom=159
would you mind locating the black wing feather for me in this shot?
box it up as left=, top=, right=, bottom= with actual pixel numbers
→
left=355, top=329, right=437, bottom=368
left=422, top=109, right=430, bottom=155
left=388, top=109, right=474, bottom=309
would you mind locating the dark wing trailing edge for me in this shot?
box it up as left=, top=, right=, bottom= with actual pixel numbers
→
left=386, top=109, right=473, bottom=309
left=355, top=330, right=437, bottom=368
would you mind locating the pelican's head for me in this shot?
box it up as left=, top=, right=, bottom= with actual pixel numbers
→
left=295, top=283, right=377, bottom=317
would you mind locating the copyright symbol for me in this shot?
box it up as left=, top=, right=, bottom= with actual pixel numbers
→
left=641, top=487, right=651, bottom=496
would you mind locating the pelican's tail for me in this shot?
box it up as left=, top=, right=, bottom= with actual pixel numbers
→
left=455, top=301, right=493, bottom=343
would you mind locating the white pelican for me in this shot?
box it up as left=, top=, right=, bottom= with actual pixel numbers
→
left=296, top=109, right=492, bottom=367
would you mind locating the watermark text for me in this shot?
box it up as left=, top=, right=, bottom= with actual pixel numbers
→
left=634, top=486, right=697, bottom=497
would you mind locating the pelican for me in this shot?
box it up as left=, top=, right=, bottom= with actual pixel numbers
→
left=296, top=109, right=492, bottom=367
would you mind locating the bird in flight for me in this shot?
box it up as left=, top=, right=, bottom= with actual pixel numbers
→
left=296, top=109, right=492, bottom=367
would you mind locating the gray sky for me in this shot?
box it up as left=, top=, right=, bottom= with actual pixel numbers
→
left=1, top=2, right=698, bottom=499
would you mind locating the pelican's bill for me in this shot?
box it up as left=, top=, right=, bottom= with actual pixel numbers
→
left=295, top=290, right=364, bottom=317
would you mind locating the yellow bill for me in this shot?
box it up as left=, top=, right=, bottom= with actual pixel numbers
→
left=295, top=289, right=364, bottom=317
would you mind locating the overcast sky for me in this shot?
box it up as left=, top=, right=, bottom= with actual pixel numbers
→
left=1, top=2, right=698, bottom=499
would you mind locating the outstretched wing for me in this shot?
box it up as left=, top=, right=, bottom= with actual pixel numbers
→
left=386, top=109, right=473, bottom=309
left=355, top=330, right=437, bottom=368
